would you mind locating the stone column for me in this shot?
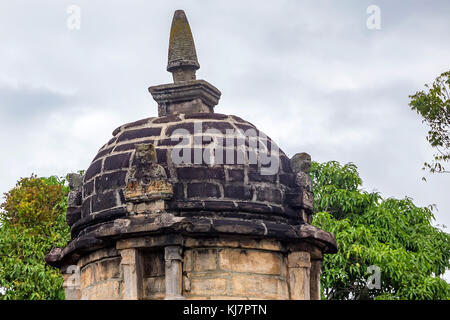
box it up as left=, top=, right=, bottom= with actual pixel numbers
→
left=164, top=245, right=185, bottom=300
left=120, top=248, right=143, bottom=300
left=62, top=265, right=81, bottom=300
left=310, top=259, right=322, bottom=300
left=287, top=251, right=311, bottom=300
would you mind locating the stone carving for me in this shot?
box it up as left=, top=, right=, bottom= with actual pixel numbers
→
left=66, top=173, right=83, bottom=226
left=287, top=153, right=314, bottom=222
left=290, top=152, right=312, bottom=173
left=125, top=143, right=173, bottom=212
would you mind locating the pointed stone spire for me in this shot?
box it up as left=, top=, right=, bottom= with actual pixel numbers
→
left=167, top=10, right=200, bottom=83
left=149, top=10, right=221, bottom=116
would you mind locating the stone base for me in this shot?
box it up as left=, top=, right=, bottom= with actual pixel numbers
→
left=64, top=235, right=323, bottom=300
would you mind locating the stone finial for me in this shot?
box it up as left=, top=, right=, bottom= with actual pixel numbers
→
left=287, top=153, right=313, bottom=218
left=290, top=153, right=312, bottom=174
left=167, top=10, right=200, bottom=83
left=149, top=10, right=221, bottom=116
left=66, top=173, right=83, bottom=226
left=67, top=173, right=83, bottom=190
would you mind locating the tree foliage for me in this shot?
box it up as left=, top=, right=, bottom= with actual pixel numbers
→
left=311, top=161, right=450, bottom=300
left=0, top=175, right=70, bottom=300
left=409, top=70, right=450, bottom=175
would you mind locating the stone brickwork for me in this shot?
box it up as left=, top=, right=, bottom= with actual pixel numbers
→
left=67, top=237, right=321, bottom=300
left=183, top=238, right=289, bottom=300
left=77, top=248, right=122, bottom=300
left=70, top=113, right=312, bottom=239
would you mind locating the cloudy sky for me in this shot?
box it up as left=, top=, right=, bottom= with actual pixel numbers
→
left=0, top=0, right=448, bottom=274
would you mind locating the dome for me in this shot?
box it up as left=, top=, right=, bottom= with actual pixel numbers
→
left=70, top=113, right=301, bottom=238
left=57, top=111, right=337, bottom=263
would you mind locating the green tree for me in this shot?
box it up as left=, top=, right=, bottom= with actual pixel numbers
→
left=0, top=175, right=70, bottom=300
left=311, top=161, right=450, bottom=300
left=409, top=70, right=450, bottom=175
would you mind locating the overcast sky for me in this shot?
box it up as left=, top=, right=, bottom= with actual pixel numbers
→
left=0, top=0, right=449, bottom=276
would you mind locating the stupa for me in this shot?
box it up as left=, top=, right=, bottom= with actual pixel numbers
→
left=46, top=9, right=337, bottom=300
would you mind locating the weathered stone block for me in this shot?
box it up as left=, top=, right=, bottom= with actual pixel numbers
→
left=66, top=207, right=81, bottom=226
left=237, top=239, right=282, bottom=251
left=294, top=171, right=313, bottom=192
left=104, top=153, right=131, bottom=171
left=77, top=247, right=120, bottom=268
left=177, top=167, right=225, bottom=180
left=134, top=201, right=165, bottom=213
left=189, top=277, right=227, bottom=296
left=117, top=127, right=162, bottom=143
left=165, top=122, right=195, bottom=136
left=203, top=200, right=237, bottom=211
left=93, top=147, right=113, bottom=161
left=158, top=137, right=186, bottom=146
left=68, top=173, right=83, bottom=190
left=85, top=159, right=102, bottom=181
left=280, top=154, right=291, bottom=172
left=287, top=251, right=311, bottom=268
left=183, top=250, right=193, bottom=272
left=224, top=185, right=252, bottom=200
left=80, top=264, right=96, bottom=289
left=81, top=280, right=122, bottom=300
left=68, top=190, right=82, bottom=207
left=286, top=188, right=313, bottom=210
left=218, top=249, right=281, bottom=275
left=279, top=173, right=295, bottom=187
left=193, top=249, right=217, bottom=271
left=96, top=258, right=121, bottom=281
left=310, top=260, right=322, bottom=300
left=187, top=183, right=220, bottom=198
left=184, top=238, right=240, bottom=249
left=81, top=196, right=92, bottom=217
left=212, top=219, right=266, bottom=235
left=91, top=191, right=118, bottom=213
left=227, top=169, right=245, bottom=182
left=156, top=148, right=168, bottom=163
left=83, top=180, right=94, bottom=198
left=230, top=274, right=288, bottom=299
left=290, top=152, right=311, bottom=173
left=256, top=187, right=282, bottom=203
left=248, top=170, right=276, bottom=183
left=236, top=202, right=271, bottom=214
left=202, top=121, right=234, bottom=133
left=95, top=170, right=127, bottom=193
left=288, top=268, right=310, bottom=300
left=144, top=277, right=165, bottom=298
